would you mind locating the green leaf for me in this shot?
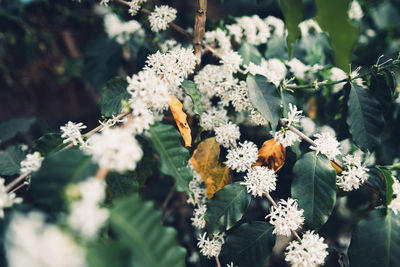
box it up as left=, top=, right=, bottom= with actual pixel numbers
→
left=221, top=221, right=275, bottom=267
left=32, top=133, right=66, bottom=156
left=264, top=35, right=288, bottom=59
left=315, top=0, right=359, bottom=70
left=29, top=148, right=97, bottom=213
left=347, top=83, right=384, bottom=151
left=281, top=90, right=296, bottom=117
left=348, top=208, right=400, bottom=267
left=0, top=117, right=35, bottom=144
left=0, top=145, right=25, bottom=176
left=247, top=75, right=281, bottom=130
left=148, top=123, right=192, bottom=193
left=87, top=242, right=131, bottom=267
left=100, top=77, right=130, bottom=117
left=291, top=152, right=337, bottom=229
left=106, top=171, right=139, bottom=200
left=376, top=166, right=394, bottom=206
left=181, top=80, right=204, bottom=116
left=109, top=194, right=186, bottom=267
left=280, top=0, right=303, bottom=58
left=205, top=183, right=251, bottom=233
left=238, top=42, right=262, bottom=66
left=370, top=70, right=397, bottom=114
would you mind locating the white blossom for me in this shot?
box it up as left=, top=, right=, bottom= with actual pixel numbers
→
left=230, top=81, right=252, bottom=112
left=299, top=19, right=322, bottom=37
left=285, top=231, right=328, bottom=267
left=300, top=117, right=316, bottom=136
left=194, top=64, right=231, bottom=98
left=232, top=15, right=270, bottom=45
left=100, top=0, right=112, bottom=6
left=128, top=0, right=147, bottom=16
left=20, top=152, right=43, bottom=174
left=148, top=5, right=177, bottom=32
left=197, top=232, right=225, bottom=258
left=227, top=262, right=238, bottom=267
left=389, top=178, right=400, bottom=214
left=128, top=100, right=155, bottom=134
left=336, top=155, right=369, bottom=191
left=220, top=50, right=243, bottom=73
left=245, top=58, right=287, bottom=87
left=187, top=168, right=206, bottom=206
left=215, top=122, right=241, bottom=148
left=200, top=107, right=229, bottom=131
left=348, top=1, right=363, bottom=21
left=286, top=58, right=310, bottom=80
left=86, top=127, right=143, bottom=172
left=104, top=13, right=143, bottom=44
left=265, top=16, right=286, bottom=37
left=272, top=127, right=301, bottom=147
left=226, top=141, right=259, bottom=172
left=330, top=67, right=347, bottom=93
left=145, top=47, right=196, bottom=87
left=310, top=132, right=341, bottom=160
left=204, top=28, right=232, bottom=54
left=282, top=104, right=303, bottom=127
left=241, top=166, right=277, bottom=197
left=60, top=121, right=86, bottom=146
left=67, top=178, right=109, bottom=239
left=191, top=205, right=207, bottom=229
left=5, top=212, right=87, bottom=267
left=266, top=198, right=304, bottom=236
left=0, top=178, right=22, bottom=218
left=99, top=114, right=125, bottom=129
left=249, top=109, right=269, bottom=126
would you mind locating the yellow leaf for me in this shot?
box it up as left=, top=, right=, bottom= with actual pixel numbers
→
left=254, top=138, right=286, bottom=172
left=191, top=137, right=232, bottom=199
left=331, top=161, right=343, bottom=173
left=168, top=96, right=192, bottom=147
left=307, top=97, right=317, bottom=119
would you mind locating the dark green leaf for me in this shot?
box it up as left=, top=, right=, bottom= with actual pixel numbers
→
left=0, top=145, right=25, bottom=176
left=148, top=123, right=192, bottom=193
left=0, top=117, right=35, bottom=144
left=291, top=152, right=337, bottom=229
left=280, top=0, right=303, bottom=58
left=32, top=133, right=66, bottom=156
left=376, top=166, right=394, bottom=206
left=110, top=194, right=186, bottom=267
left=238, top=42, right=262, bottom=66
left=247, top=75, right=281, bottom=130
left=370, top=70, right=397, bottom=114
left=205, top=183, right=251, bottom=233
left=264, top=35, right=288, bottom=59
left=100, top=77, right=130, bottom=117
left=84, top=37, right=122, bottom=91
left=347, top=83, right=384, bottom=151
left=315, top=0, right=359, bottom=70
left=281, top=90, right=296, bottom=117
left=221, top=221, right=275, bottom=267
left=87, top=242, right=131, bottom=267
left=348, top=208, right=400, bottom=267
left=106, top=171, right=139, bottom=200
left=29, top=148, right=97, bottom=213
left=181, top=80, right=204, bottom=116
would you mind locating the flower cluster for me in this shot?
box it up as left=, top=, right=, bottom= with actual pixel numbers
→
left=241, top=166, right=277, bottom=197
left=266, top=198, right=304, bottom=236
left=104, top=13, right=143, bottom=44
left=148, top=5, right=177, bottom=32
left=20, top=152, right=43, bottom=174
left=226, top=141, right=259, bottom=172
left=215, top=122, right=241, bottom=148
left=310, top=132, right=341, bottom=160
left=336, top=155, right=369, bottom=191
left=197, top=232, right=225, bottom=258
left=60, top=121, right=87, bottom=146
left=272, top=104, right=303, bottom=147
left=128, top=0, right=147, bottom=16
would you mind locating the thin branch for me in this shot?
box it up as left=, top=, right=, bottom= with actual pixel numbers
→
left=10, top=183, right=26, bottom=193
left=215, top=256, right=222, bottom=267
left=5, top=173, right=29, bottom=192
left=193, top=0, right=207, bottom=65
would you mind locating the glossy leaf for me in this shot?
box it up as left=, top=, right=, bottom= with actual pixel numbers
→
left=376, top=166, right=394, bottom=206
left=247, top=75, right=281, bottom=130
left=291, top=152, right=337, bottom=229
left=238, top=42, right=262, bottom=65
left=109, top=194, right=186, bottom=267
left=280, top=0, right=303, bottom=58
left=100, top=77, right=130, bottom=117
left=0, top=117, right=35, bottom=144
left=106, top=171, right=139, bottom=200
left=149, top=123, right=192, bottom=193
left=0, top=145, right=25, bottom=176
left=315, top=0, right=359, bottom=70
left=205, top=183, right=251, bottom=233
left=32, top=133, right=66, bottom=156
left=348, top=208, right=400, bottom=267
left=181, top=79, right=204, bottom=116
left=221, top=221, right=275, bottom=267
left=347, top=83, right=384, bottom=151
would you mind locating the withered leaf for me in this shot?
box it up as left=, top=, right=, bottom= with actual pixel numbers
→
left=254, top=138, right=286, bottom=171
left=168, top=96, right=192, bottom=147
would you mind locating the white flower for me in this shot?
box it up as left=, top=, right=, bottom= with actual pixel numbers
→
left=128, top=0, right=147, bottom=16
left=281, top=104, right=303, bottom=127
left=204, top=28, right=232, bottom=54
left=265, top=16, right=285, bottom=37
left=349, top=68, right=364, bottom=87
left=197, top=232, right=225, bottom=258
left=191, top=205, right=207, bottom=229
left=128, top=100, right=155, bottom=134
left=187, top=167, right=206, bottom=206
left=60, top=121, right=86, bottom=146
left=330, top=67, right=347, bottom=93
left=286, top=58, right=310, bottom=80
left=100, top=0, right=112, bottom=6
left=226, top=141, right=259, bottom=172
left=194, top=64, right=230, bottom=98
left=104, top=13, right=143, bottom=44
left=67, top=178, right=109, bottom=239
left=145, top=48, right=196, bottom=87
left=215, top=122, right=241, bottom=148
left=241, top=166, right=277, bottom=197
left=233, top=15, right=270, bottom=45
left=20, top=152, right=43, bottom=174
left=245, top=58, right=287, bottom=87
left=200, top=107, right=229, bottom=131
left=300, top=117, right=316, bottom=136
left=348, top=1, right=363, bottom=21
left=5, top=212, right=87, bottom=267
left=285, top=230, right=328, bottom=267
left=389, top=178, right=400, bottom=214
left=266, top=198, right=304, bottom=236
left=299, top=19, right=322, bottom=37
left=336, top=155, right=369, bottom=191
left=148, top=5, right=177, bottom=32
left=86, top=127, right=143, bottom=172
left=99, top=114, right=125, bottom=129
left=0, top=178, right=22, bottom=218
left=310, top=132, right=341, bottom=160
left=249, top=109, right=269, bottom=126
left=220, top=50, right=243, bottom=73
left=272, top=127, right=301, bottom=147
left=230, top=81, right=252, bottom=112
left=227, top=262, right=238, bottom=267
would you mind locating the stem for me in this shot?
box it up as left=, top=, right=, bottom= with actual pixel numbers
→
left=215, top=256, right=222, bottom=267
left=10, top=183, right=26, bottom=193
left=5, top=172, right=30, bottom=192
left=95, top=166, right=109, bottom=181
left=193, top=0, right=207, bottom=65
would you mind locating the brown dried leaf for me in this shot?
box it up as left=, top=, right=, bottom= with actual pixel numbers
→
left=331, top=161, right=343, bottom=173
left=191, top=137, right=232, bottom=199
left=254, top=138, right=286, bottom=171
left=168, top=96, right=192, bottom=147
left=307, top=97, right=317, bottom=119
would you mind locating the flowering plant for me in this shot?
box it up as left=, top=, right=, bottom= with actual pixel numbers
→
left=0, top=0, right=400, bottom=266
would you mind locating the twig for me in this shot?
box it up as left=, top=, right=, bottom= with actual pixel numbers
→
left=95, top=166, right=110, bottom=181
left=5, top=172, right=30, bottom=192
left=193, top=0, right=207, bottom=65
left=215, top=256, right=222, bottom=267
left=10, top=181, right=27, bottom=193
